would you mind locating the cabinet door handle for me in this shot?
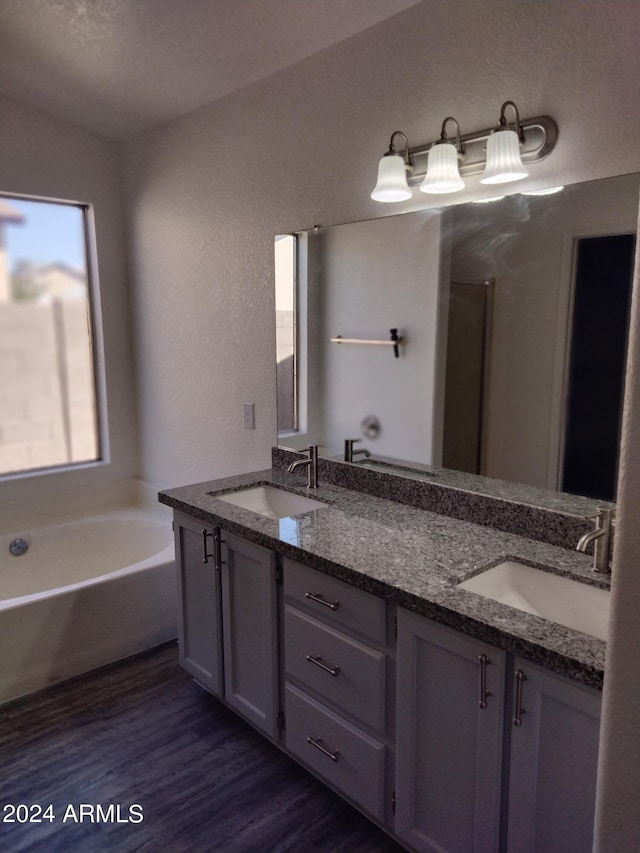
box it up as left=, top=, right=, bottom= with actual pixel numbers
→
left=479, top=653, right=492, bottom=709
left=513, top=669, right=527, bottom=727
left=306, top=655, right=340, bottom=677
left=213, top=532, right=226, bottom=572
left=305, top=592, right=340, bottom=611
left=306, top=736, right=340, bottom=762
left=202, top=529, right=214, bottom=564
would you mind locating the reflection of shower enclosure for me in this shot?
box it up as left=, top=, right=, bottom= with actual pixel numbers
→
left=442, top=280, right=493, bottom=475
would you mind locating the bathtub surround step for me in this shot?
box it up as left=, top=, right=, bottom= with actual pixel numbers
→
left=0, top=643, right=403, bottom=853
left=0, top=478, right=171, bottom=533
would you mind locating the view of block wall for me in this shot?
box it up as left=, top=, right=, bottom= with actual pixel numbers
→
left=0, top=296, right=97, bottom=475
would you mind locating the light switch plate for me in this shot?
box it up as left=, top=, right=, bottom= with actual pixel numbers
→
left=243, top=403, right=255, bottom=429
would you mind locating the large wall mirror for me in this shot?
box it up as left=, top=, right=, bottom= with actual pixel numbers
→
left=275, top=173, right=639, bottom=507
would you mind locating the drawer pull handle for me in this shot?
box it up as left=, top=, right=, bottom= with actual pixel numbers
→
left=513, top=669, right=527, bottom=727
left=479, top=653, right=491, bottom=709
left=305, top=592, right=340, bottom=611
left=306, top=655, right=340, bottom=677
left=306, top=736, right=340, bottom=762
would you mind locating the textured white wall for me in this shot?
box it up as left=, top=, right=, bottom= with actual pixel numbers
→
left=0, top=95, right=137, bottom=501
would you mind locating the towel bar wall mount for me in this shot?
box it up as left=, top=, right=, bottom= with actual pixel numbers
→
left=330, top=328, right=404, bottom=358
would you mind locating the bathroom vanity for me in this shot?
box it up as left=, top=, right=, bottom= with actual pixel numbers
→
left=160, top=457, right=607, bottom=853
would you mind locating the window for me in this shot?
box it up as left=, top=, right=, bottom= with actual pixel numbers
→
left=275, top=234, right=297, bottom=433
left=0, top=194, right=102, bottom=477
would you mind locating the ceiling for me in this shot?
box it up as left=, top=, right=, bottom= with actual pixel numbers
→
left=0, top=0, right=423, bottom=141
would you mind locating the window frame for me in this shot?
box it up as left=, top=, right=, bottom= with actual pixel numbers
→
left=0, top=191, right=109, bottom=480
left=275, top=232, right=301, bottom=436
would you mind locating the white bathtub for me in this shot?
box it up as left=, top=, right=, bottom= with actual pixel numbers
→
left=0, top=483, right=176, bottom=705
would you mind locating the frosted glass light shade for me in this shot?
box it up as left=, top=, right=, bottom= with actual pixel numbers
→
left=481, top=129, right=528, bottom=184
left=420, top=143, right=464, bottom=194
left=371, top=153, right=412, bottom=202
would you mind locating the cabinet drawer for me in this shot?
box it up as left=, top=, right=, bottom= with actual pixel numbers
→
left=285, top=684, right=386, bottom=820
left=285, top=606, right=386, bottom=733
left=284, top=558, right=387, bottom=644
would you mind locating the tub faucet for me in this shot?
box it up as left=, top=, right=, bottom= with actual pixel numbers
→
left=576, top=508, right=615, bottom=573
left=287, top=445, right=319, bottom=489
left=344, top=438, right=371, bottom=463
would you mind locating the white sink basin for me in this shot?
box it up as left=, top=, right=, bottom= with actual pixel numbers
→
left=457, top=560, right=610, bottom=640
left=214, top=485, right=328, bottom=520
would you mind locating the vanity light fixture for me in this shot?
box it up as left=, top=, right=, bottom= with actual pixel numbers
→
left=370, top=130, right=413, bottom=202
left=481, top=101, right=528, bottom=184
left=420, top=117, right=465, bottom=194
left=371, top=101, right=557, bottom=202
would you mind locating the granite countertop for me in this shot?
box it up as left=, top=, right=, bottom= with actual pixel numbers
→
left=159, top=468, right=609, bottom=689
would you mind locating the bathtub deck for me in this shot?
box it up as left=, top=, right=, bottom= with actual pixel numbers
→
left=0, top=643, right=402, bottom=853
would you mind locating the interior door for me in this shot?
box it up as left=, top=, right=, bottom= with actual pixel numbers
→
left=442, top=280, right=493, bottom=474
left=562, top=234, right=635, bottom=500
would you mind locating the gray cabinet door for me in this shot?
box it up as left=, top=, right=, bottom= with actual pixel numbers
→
left=173, top=512, right=223, bottom=696
left=507, top=658, right=601, bottom=853
left=395, top=608, right=505, bottom=853
left=221, top=531, right=278, bottom=739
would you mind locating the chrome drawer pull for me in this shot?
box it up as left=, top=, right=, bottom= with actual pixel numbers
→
left=513, top=669, right=527, bottom=727
left=306, top=655, right=340, bottom=677
left=479, top=653, right=491, bottom=709
left=306, top=736, right=340, bottom=762
left=305, top=592, right=340, bottom=611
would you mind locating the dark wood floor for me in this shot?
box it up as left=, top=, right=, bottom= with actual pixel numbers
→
left=0, top=643, right=405, bottom=853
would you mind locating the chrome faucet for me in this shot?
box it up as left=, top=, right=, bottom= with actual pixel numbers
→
left=344, top=438, right=371, bottom=463
left=287, top=445, right=319, bottom=489
left=576, top=508, right=615, bottom=573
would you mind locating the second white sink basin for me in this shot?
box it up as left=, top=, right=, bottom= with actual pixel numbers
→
left=214, top=485, right=328, bottom=520
left=458, top=561, right=610, bottom=640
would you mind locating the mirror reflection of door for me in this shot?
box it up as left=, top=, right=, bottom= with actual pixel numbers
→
left=443, top=236, right=635, bottom=498
left=442, top=280, right=493, bottom=475
left=561, top=234, right=636, bottom=501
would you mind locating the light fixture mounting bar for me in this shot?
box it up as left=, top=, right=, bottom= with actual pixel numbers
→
left=406, top=115, right=557, bottom=184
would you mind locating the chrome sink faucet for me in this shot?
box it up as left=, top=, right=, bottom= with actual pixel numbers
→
left=344, top=438, right=371, bottom=463
left=287, top=445, right=319, bottom=489
left=576, top=508, right=615, bottom=573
